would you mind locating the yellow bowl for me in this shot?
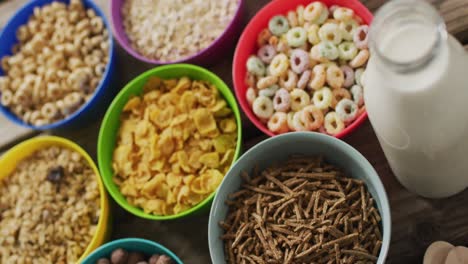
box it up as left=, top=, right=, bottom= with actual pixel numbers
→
left=0, top=136, right=110, bottom=262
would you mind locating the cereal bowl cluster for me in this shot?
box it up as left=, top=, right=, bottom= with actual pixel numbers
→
left=110, top=0, right=245, bottom=65
left=233, top=0, right=372, bottom=137
left=0, top=136, right=109, bottom=263
left=208, top=132, right=391, bottom=263
left=0, top=0, right=115, bottom=130
left=98, top=64, right=242, bottom=220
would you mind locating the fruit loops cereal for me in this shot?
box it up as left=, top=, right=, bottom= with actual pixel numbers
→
left=95, top=248, right=173, bottom=264
left=220, top=156, right=382, bottom=263
left=246, top=3, right=368, bottom=135
left=121, top=0, right=239, bottom=62
left=0, top=0, right=110, bottom=126
left=112, top=76, right=237, bottom=216
left=0, top=146, right=101, bottom=263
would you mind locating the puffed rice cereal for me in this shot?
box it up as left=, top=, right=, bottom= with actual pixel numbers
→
left=121, top=0, right=240, bottom=62
left=245, top=3, right=369, bottom=135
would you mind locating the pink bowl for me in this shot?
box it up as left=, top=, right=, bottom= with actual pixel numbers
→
left=233, top=0, right=373, bottom=138
left=110, top=0, right=245, bottom=65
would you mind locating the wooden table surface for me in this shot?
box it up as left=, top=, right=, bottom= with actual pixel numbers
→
left=1, top=0, right=468, bottom=263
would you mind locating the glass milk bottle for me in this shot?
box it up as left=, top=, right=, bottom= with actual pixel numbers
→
left=364, top=0, right=468, bottom=198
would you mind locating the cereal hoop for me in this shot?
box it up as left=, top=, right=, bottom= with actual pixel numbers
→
left=0, top=0, right=116, bottom=130
left=0, top=136, right=110, bottom=262
left=233, top=0, right=373, bottom=137
left=98, top=64, right=243, bottom=220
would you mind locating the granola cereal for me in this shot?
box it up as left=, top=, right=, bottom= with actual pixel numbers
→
left=0, top=146, right=101, bottom=263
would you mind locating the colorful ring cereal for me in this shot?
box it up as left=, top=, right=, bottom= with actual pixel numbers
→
left=292, top=111, right=307, bottom=131
left=297, top=70, right=311, bottom=90
left=267, top=112, right=288, bottom=134
left=341, top=65, right=355, bottom=87
left=349, top=49, right=370, bottom=68
left=303, top=2, right=325, bottom=22
left=317, top=41, right=339, bottom=60
left=269, top=54, right=289, bottom=76
left=333, top=7, right=354, bottom=21
left=318, top=23, right=342, bottom=45
left=259, top=84, right=279, bottom=98
left=257, top=75, right=278, bottom=90
left=273, top=88, right=291, bottom=112
left=286, top=27, right=308, bottom=47
left=287, top=10, right=298, bottom=27
left=290, top=49, right=310, bottom=74
left=312, top=87, right=333, bottom=110
left=307, top=24, right=320, bottom=45
left=326, top=64, right=345, bottom=89
left=257, top=45, right=277, bottom=64
left=336, top=98, right=358, bottom=122
left=339, top=19, right=359, bottom=41
left=331, top=88, right=352, bottom=108
left=243, top=3, right=369, bottom=135
left=247, top=56, right=266, bottom=76
left=309, top=64, right=326, bottom=90
left=324, top=111, right=345, bottom=135
left=354, top=25, right=369, bottom=49
left=269, top=16, right=290, bottom=36
left=246, top=87, right=256, bottom=106
left=301, top=105, right=324, bottom=131
left=355, top=68, right=365, bottom=86
left=253, top=96, right=274, bottom=119
left=290, top=88, right=310, bottom=111
left=338, top=42, right=358, bottom=60
left=287, top=111, right=295, bottom=130
left=279, top=70, right=298, bottom=91
left=351, top=84, right=364, bottom=106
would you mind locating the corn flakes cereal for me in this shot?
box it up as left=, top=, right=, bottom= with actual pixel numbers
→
left=112, top=76, right=237, bottom=216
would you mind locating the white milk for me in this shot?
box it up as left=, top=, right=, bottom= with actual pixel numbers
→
left=364, top=0, right=468, bottom=198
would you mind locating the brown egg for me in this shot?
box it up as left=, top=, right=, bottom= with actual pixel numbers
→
left=424, top=241, right=454, bottom=264
left=445, top=246, right=468, bottom=264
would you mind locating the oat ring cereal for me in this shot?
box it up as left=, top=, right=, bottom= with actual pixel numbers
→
left=267, top=112, right=289, bottom=134
left=279, top=70, right=298, bottom=91
left=301, top=105, right=324, bottom=130
left=273, top=88, right=291, bottom=112
left=244, top=3, right=369, bottom=134
left=253, top=96, right=274, bottom=120
left=336, top=98, right=359, bottom=122
left=325, top=111, right=345, bottom=135
left=0, top=0, right=110, bottom=126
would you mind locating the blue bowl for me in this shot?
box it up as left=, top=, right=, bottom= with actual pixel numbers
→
left=81, top=238, right=184, bottom=264
left=0, top=0, right=116, bottom=130
left=208, top=132, right=391, bottom=263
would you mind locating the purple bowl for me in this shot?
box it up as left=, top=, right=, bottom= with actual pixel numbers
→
left=110, top=0, right=245, bottom=65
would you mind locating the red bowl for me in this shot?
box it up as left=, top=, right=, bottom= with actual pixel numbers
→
left=233, top=0, right=373, bottom=138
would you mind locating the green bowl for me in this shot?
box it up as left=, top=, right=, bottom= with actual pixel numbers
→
left=98, top=64, right=242, bottom=220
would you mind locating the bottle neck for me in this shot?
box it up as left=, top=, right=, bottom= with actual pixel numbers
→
left=369, top=0, right=447, bottom=74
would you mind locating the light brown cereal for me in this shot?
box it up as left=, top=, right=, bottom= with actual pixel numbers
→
left=0, top=0, right=109, bottom=126
left=0, top=146, right=100, bottom=263
left=112, top=76, right=237, bottom=216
